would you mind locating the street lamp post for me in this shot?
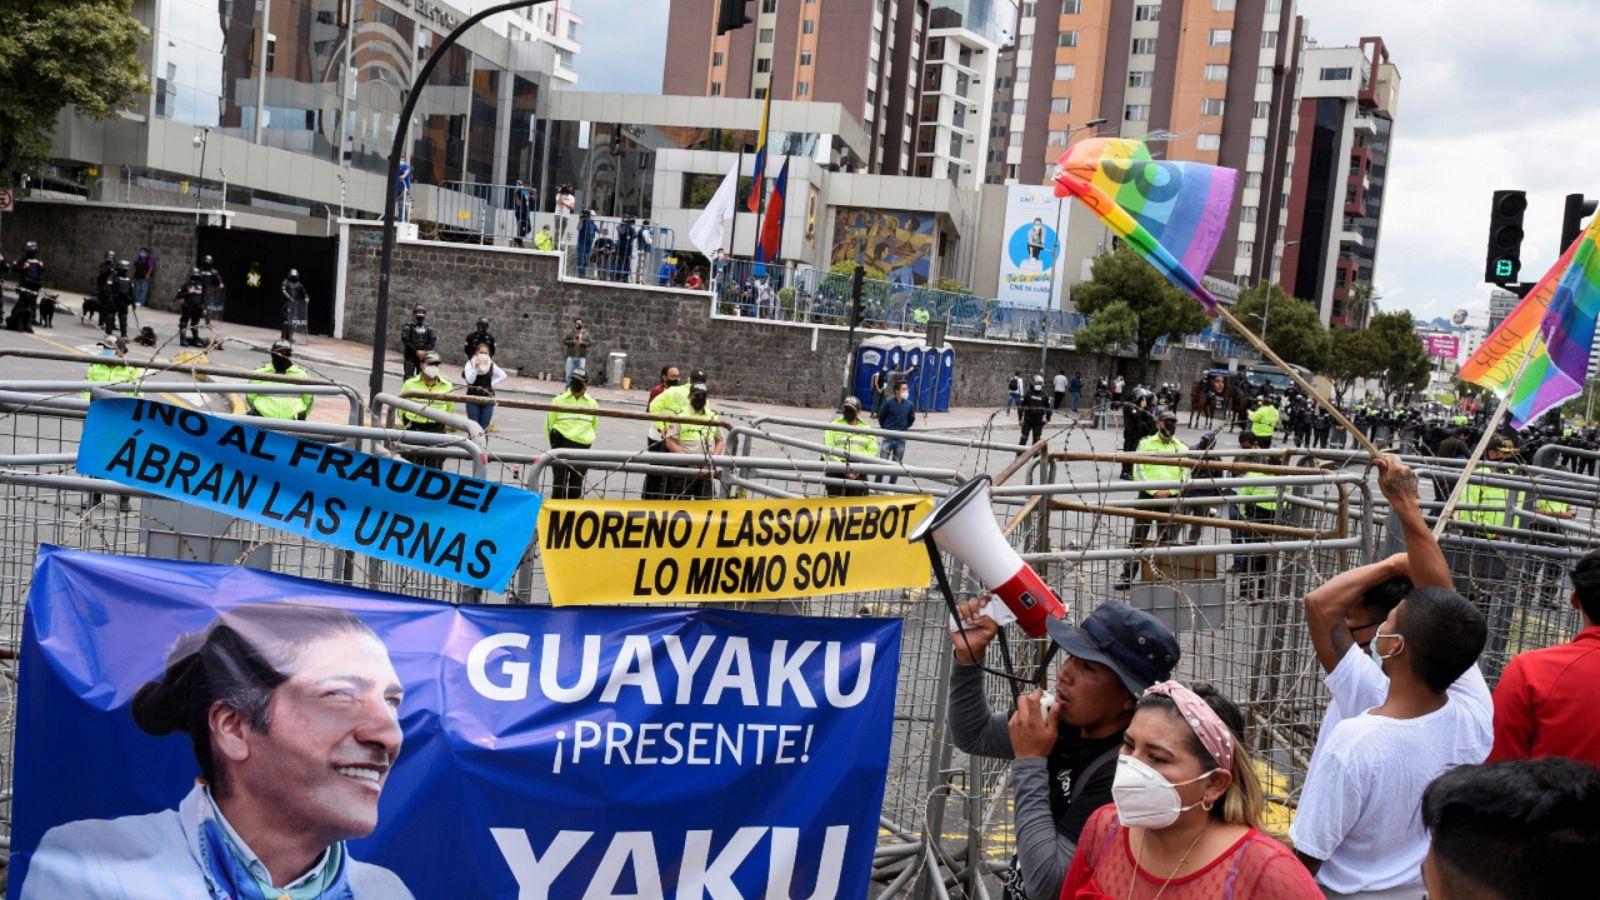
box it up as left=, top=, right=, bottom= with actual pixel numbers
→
left=192, top=127, right=211, bottom=213
left=368, top=0, right=551, bottom=418
left=1040, top=118, right=1107, bottom=373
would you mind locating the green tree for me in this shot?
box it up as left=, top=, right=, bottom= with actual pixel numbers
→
left=0, top=1, right=145, bottom=184
left=1346, top=282, right=1378, bottom=329
left=1367, top=311, right=1433, bottom=404
left=1073, top=247, right=1209, bottom=381
left=1073, top=300, right=1139, bottom=363
left=1227, top=282, right=1330, bottom=372
left=933, top=276, right=966, bottom=294
left=1325, top=328, right=1384, bottom=403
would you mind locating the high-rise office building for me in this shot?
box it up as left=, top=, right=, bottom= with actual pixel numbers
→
left=1003, top=0, right=1305, bottom=285
left=662, top=0, right=929, bottom=175
left=1280, top=37, right=1399, bottom=326
left=914, top=2, right=1017, bottom=188
left=463, top=0, right=583, bottom=87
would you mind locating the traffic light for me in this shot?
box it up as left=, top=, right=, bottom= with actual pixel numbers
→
left=850, top=265, right=866, bottom=328
left=716, top=0, right=753, bottom=35
left=1484, top=189, right=1526, bottom=285
left=1561, top=193, right=1598, bottom=252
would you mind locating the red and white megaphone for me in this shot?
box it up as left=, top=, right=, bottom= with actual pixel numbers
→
left=909, top=475, right=1065, bottom=637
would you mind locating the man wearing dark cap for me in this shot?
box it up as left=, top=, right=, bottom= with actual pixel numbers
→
left=398, top=351, right=454, bottom=469
left=663, top=380, right=723, bottom=499
left=1120, top=409, right=1189, bottom=588
left=1455, top=437, right=1519, bottom=532
left=947, top=599, right=1180, bottom=900
left=823, top=395, right=878, bottom=497
left=546, top=367, right=599, bottom=499
left=646, top=368, right=703, bottom=499
left=22, top=602, right=412, bottom=898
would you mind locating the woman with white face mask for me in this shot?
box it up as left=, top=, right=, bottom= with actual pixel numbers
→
left=1060, top=682, right=1320, bottom=899
left=461, top=343, right=507, bottom=431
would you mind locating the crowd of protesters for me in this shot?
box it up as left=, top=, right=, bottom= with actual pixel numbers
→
left=947, top=453, right=1600, bottom=899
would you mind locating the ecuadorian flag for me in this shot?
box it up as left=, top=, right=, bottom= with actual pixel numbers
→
left=746, top=91, right=771, bottom=213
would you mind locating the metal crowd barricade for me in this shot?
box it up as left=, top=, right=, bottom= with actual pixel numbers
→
left=6, top=382, right=1600, bottom=896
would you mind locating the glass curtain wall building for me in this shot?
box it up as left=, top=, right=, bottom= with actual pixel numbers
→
left=55, top=0, right=555, bottom=222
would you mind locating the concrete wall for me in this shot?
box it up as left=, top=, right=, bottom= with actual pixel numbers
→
left=0, top=199, right=214, bottom=312
left=340, top=224, right=1222, bottom=408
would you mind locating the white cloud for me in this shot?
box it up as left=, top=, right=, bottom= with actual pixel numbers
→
left=568, top=0, right=668, bottom=94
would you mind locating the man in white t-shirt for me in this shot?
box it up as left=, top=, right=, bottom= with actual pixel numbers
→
left=1292, top=456, right=1491, bottom=898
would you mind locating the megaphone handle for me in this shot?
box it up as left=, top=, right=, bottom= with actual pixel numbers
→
left=924, top=537, right=1027, bottom=690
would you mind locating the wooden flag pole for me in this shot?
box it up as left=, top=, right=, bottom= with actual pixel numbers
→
left=1429, top=347, right=1538, bottom=536
left=1212, top=304, right=1383, bottom=459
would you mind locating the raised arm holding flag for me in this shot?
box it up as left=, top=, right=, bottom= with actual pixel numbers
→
left=1051, top=138, right=1379, bottom=456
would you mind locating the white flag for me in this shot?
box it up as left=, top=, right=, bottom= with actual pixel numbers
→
left=687, top=162, right=739, bottom=257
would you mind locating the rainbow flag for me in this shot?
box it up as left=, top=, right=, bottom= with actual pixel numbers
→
left=746, top=91, right=772, bottom=213
left=1462, top=214, right=1600, bottom=428
left=1052, top=138, right=1237, bottom=314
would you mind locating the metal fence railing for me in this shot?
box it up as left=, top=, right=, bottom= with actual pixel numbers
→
left=1, top=392, right=1597, bottom=896
left=700, top=258, right=1265, bottom=363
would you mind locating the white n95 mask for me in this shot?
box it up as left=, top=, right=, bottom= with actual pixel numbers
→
left=1111, top=755, right=1216, bottom=828
left=422, top=365, right=440, bottom=378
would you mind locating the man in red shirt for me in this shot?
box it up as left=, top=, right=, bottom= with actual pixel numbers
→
left=1488, top=549, right=1600, bottom=765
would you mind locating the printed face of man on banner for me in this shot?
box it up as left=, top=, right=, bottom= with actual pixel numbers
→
left=21, top=602, right=414, bottom=898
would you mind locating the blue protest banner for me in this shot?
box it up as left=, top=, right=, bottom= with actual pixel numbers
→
left=11, top=547, right=901, bottom=899
left=74, top=398, right=539, bottom=592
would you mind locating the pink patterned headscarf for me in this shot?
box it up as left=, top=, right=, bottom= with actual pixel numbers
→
left=1144, top=681, right=1234, bottom=772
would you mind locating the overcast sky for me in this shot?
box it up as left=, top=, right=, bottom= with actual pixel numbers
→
left=570, top=0, right=1600, bottom=324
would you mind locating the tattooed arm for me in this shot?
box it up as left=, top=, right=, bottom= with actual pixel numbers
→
left=1304, top=553, right=1409, bottom=674
left=1375, top=455, right=1453, bottom=589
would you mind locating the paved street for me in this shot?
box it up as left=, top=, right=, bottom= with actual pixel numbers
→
left=0, top=292, right=1247, bottom=488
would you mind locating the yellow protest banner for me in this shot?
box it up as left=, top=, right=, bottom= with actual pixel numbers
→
left=539, top=495, right=934, bottom=605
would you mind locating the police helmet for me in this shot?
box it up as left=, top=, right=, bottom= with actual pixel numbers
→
left=189, top=267, right=202, bottom=278
left=202, top=254, right=214, bottom=267
left=413, top=304, right=427, bottom=315
left=105, top=251, right=116, bottom=261
left=23, top=240, right=37, bottom=253
left=476, top=317, right=490, bottom=329
left=270, top=339, right=294, bottom=356
left=286, top=268, right=300, bottom=281
left=116, top=259, right=130, bottom=273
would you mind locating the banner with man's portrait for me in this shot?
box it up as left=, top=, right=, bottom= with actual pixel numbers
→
left=11, top=547, right=901, bottom=898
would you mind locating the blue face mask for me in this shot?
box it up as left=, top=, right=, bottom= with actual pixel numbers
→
left=1370, top=627, right=1403, bottom=666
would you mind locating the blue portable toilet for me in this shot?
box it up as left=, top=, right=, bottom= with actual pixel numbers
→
left=854, top=337, right=892, bottom=408
left=916, top=340, right=941, bottom=412
left=900, top=341, right=927, bottom=403
left=936, top=344, right=955, bottom=411
left=884, top=342, right=906, bottom=380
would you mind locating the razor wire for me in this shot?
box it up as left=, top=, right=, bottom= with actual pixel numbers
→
left=0, top=394, right=1597, bottom=897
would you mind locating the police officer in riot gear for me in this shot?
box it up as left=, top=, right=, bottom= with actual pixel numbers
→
left=8, top=241, right=44, bottom=332
left=401, top=304, right=437, bottom=379
left=1019, top=374, right=1053, bottom=446
left=197, top=253, right=225, bottom=324
left=87, top=250, right=116, bottom=326
left=176, top=268, right=207, bottom=347
left=463, top=317, right=496, bottom=358
left=108, top=259, right=136, bottom=338
left=280, top=268, right=308, bottom=342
